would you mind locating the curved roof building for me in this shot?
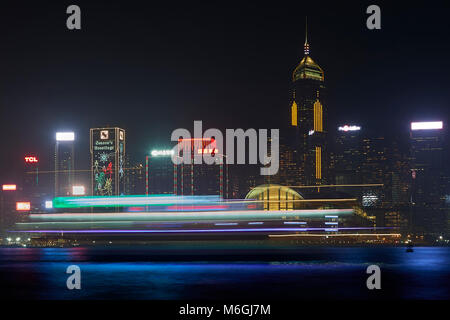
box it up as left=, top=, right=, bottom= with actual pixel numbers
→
left=245, top=184, right=303, bottom=211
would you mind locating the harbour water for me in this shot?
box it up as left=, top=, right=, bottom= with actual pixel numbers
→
left=0, top=244, right=448, bottom=300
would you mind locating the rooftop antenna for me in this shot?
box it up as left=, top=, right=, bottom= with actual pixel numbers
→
left=304, top=16, right=310, bottom=55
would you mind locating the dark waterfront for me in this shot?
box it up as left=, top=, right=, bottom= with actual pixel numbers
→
left=0, top=244, right=448, bottom=300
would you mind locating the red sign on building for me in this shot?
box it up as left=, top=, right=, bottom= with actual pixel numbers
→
left=25, top=156, right=38, bottom=163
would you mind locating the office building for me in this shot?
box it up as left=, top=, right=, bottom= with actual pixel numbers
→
left=410, top=121, right=447, bottom=235
left=289, top=21, right=327, bottom=185
left=90, top=127, right=126, bottom=196
left=55, top=132, right=75, bottom=196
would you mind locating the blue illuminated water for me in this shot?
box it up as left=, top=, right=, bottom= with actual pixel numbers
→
left=0, top=245, right=448, bottom=299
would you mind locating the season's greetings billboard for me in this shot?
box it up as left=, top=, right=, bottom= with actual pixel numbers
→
left=90, top=127, right=125, bottom=196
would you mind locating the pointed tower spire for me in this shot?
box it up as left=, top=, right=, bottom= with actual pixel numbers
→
left=304, top=16, right=310, bottom=55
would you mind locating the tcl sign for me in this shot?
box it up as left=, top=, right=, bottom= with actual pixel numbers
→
left=25, top=156, right=38, bottom=163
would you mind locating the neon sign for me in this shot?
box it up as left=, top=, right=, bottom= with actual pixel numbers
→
left=2, top=184, right=17, bottom=191
left=151, top=150, right=174, bottom=157
left=411, top=121, right=443, bottom=131
left=25, top=156, right=38, bottom=163
left=16, top=202, right=31, bottom=211
left=197, top=149, right=219, bottom=154
left=338, top=125, right=361, bottom=132
left=72, top=186, right=86, bottom=196
left=56, top=132, right=75, bottom=141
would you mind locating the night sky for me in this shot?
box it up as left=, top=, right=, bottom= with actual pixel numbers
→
left=0, top=1, right=449, bottom=181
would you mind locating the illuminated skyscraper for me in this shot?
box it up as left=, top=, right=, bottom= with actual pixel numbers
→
left=147, top=149, right=174, bottom=195
left=409, top=121, right=447, bottom=235
left=124, top=155, right=145, bottom=195
left=90, top=127, right=126, bottom=196
left=410, top=121, right=446, bottom=206
left=332, top=125, right=411, bottom=230
left=55, top=132, right=75, bottom=196
left=360, top=135, right=409, bottom=208
left=23, top=155, right=40, bottom=195
left=289, top=19, right=327, bottom=185
left=334, top=125, right=363, bottom=186
left=264, top=143, right=301, bottom=187
left=174, top=138, right=228, bottom=197
left=0, top=186, right=19, bottom=235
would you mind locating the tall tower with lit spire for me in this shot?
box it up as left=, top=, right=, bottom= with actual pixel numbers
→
left=289, top=18, right=327, bottom=185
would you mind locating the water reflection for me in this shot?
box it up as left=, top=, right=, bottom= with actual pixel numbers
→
left=0, top=247, right=448, bottom=300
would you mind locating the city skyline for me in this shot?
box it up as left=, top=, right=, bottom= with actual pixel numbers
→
left=0, top=2, right=448, bottom=239
left=1, top=1, right=449, bottom=182
left=0, top=1, right=449, bottom=304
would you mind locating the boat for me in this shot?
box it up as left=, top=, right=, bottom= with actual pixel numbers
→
left=406, top=242, right=414, bottom=252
